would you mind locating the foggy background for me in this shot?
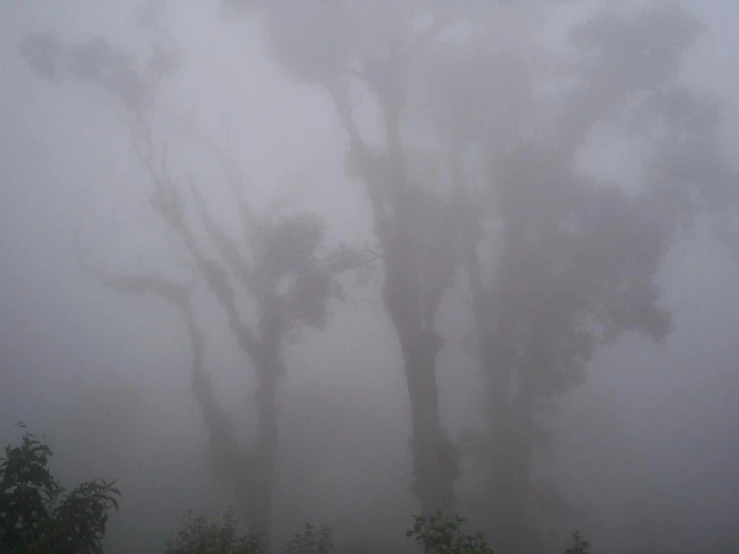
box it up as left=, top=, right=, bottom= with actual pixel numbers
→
left=1, top=1, right=738, bottom=553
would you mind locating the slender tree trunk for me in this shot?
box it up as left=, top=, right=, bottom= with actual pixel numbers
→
left=182, top=304, right=254, bottom=523
left=251, top=351, right=281, bottom=537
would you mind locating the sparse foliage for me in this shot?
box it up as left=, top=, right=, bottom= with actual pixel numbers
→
left=566, top=531, right=592, bottom=554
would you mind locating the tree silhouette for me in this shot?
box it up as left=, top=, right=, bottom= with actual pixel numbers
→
left=21, top=13, right=364, bottom=537
left=217, top=0, right=739, bottom=545
left=220, top=0, right=484, bottom=515
left=415, top=2, right=737, bottom=550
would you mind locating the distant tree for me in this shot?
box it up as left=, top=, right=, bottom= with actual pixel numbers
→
left=398, top=1, right=739, bottom=549
left=220, top=0, right=482, bottom=516
left=0, top=427, right=120, bottom=554
left=20, top=5, right=365, bottom=538
left=215, top=0, right=738, bottom=549
left=417, top=2, right=738, bottom=550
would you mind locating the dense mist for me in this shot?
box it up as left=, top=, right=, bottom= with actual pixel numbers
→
left=1, top=1, right=738, bottom=553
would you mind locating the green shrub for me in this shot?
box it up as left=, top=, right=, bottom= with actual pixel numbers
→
left=407, top=512, right=494, bottom=554
left=2, top=426, right=594, bottom=554
left=285, top=523, right=334, bottom=554
left=0, top=426, right=120, bottom=553
left=164, top=509, right=266, bottom=554
left=565, top=531, right=592, bottom=554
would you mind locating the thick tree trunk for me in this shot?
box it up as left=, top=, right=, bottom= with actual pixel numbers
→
left=383, top=255, right=456, bottom=515
left=374, top=83, right=459, bottom=514
left=403, top=345, right=456, bottom=514
left=462, top=228, right=539, bottom=552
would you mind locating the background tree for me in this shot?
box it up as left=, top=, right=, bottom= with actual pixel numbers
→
left=221, top=0, right=488, bottom=515
left=413, top=2, right=738, bottom=550
left=21, top=6, right=364, bottom=537
left=218, top=0, right=739, bottom=546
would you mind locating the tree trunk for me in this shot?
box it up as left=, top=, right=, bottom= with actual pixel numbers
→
left=383, top=255, right=456, bottom=515
left=462, top=228, right=539, bottom=552
left=251, top=367, right=279, bottom=537
left=404, top=345, right=456, bottom=514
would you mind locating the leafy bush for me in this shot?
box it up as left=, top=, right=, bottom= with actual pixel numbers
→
left=285, top=523, right=334, bottom=554
left=566, top=531, right=592, bottom=554
left=407, top=512, right=494, bottom=554
left=406, top=512, right=593, bottom=554
left=164, top=510, right=266, bottom=554
left=2, top=427, right=593, bottom=554
left=0, top=427, right=120, bottom=553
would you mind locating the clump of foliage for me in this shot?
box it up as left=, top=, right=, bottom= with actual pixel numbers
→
left=0, top=426, right=120, bottom=554
left=163, top=509, right=266, bottom=554
left=407, top=512, right=494, bottom=554
left=165, top=509, right=595, bottom=554
left=165, top=515, right=333, bottom=554
left=566, top=531, right=592, bottom=554
left=285, top=523, right=334, bottom=554
left=1, top=427, right=592, bottom=554
left=407, top=512, right=593, bottom=554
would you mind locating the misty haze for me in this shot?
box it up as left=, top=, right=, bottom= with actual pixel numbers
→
left=1, top=0, right=738, bottom=553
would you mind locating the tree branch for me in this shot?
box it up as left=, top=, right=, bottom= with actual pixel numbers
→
left=167, top=108, right=256, bottom=230
left=189, top=177, right=255, bottom=294
left=75, top=245, right=252, bottom=506
left=326, top=80, right=390, bottom=235
left=113, top=111, right=261, bottom=357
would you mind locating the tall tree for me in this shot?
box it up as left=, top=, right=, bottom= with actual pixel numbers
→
left=221, top=0, right=482, bottom=514
left=413, top=2, right=738, bottom=550
left=20, top=8, right=362, bottom=536
left=221, top=0, right=738, bottom=544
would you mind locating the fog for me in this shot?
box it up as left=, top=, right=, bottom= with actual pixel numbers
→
left=1, top=1, right=738, bottom=553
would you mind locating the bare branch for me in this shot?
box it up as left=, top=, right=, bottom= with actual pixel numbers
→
left=165, top=108, right=256, bottom=229
left=189, top=177, right=255, bottom=294
left=75, top=236, right=251, bottom=505
left=75, top=240, right=192, bottom=310
left=114, top=113, right=260, bottom=357
left=326, top=80, right=390, bottom=233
